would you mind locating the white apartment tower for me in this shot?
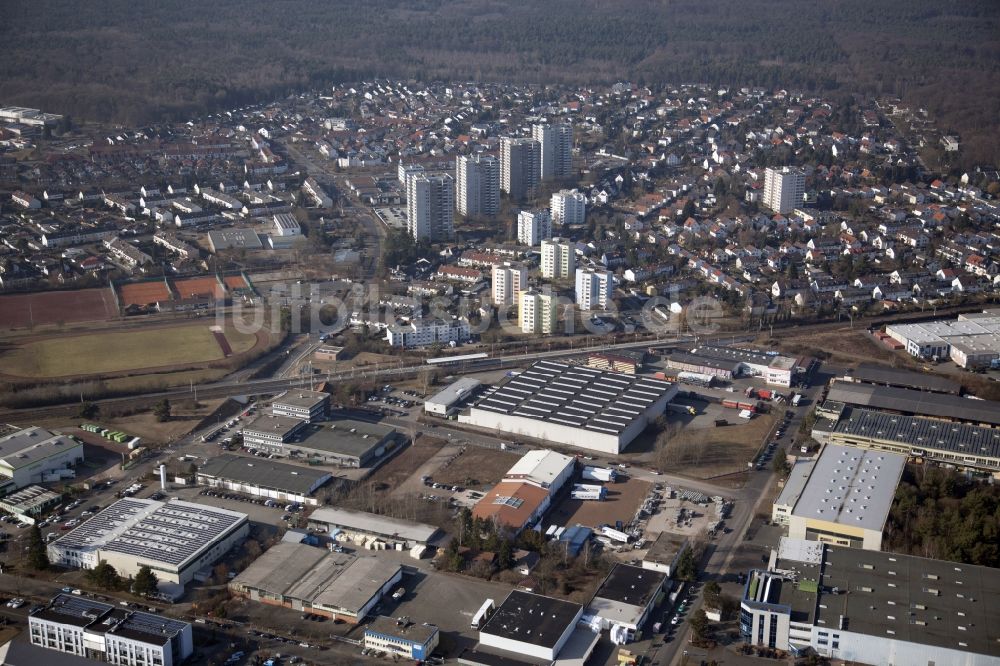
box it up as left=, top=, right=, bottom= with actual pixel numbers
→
left=550, top=189, right=586, bottom=227
left=532, top=123, right=573, bottom=180
left=456, top=154, right=500, bottom=217
left=575, top=267, right=614, bottom=310
left=519, top=290, right=558, bottom=334
left=407, top=174, right=455, bottom=242
left=398, top=163, right=425, bottom=185
left=540, top=238, right=575, bottom=279
left=763, top=167, right=805, bottom=214
left=517, top=209, right=552, bottom=246
left=501, top=137, right=541, bottom=202
left=492, top=263, right=527, bottom=306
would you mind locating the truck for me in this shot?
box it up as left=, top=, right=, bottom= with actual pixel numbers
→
left=676, top=371, right=715, bottom=387
left=791, top=393, right=802, bottom=407
left=571, top=484, right=607, bottom=501
left=581, top=466, right=616, bottom=483
left=600, top=524, right=632, bottom=543
left=470, top=599, right=495, bottom=630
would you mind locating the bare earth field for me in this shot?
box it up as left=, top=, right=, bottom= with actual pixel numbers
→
left=428, top=447, right=523, bottom=490
left=369, top=434, right=446, bottom=489
left=662, top=410, right=777, bottom=480
left=771, top=327, right=916, bottom=367
left=0, top=287, right=118, bottom=329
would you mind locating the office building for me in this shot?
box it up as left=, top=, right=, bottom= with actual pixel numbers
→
left=229, top=542, right=402, bottom=623
left=478, top=591, right=585, bottom=662
left=239, top=414, right=307, bottom=448
left=550, top=188, right=586, bottom=227
left=518, top=289, right=558, bottom=334
left=270, top=390, right=329, bottom=422
left=407, top=173, right=454, bottom=241
left=29, top=594, right=193, bottom=666
left=195, top=454, right=333, bottom=505
left=740, top=538, right=1000, bottom=665
left=763, top=167, right=805, bottom=214
left=364, top=616, right=440, bottom=661
left=532, top=123, right=573, bottom=180
left=516, top=208, right=552, bottom=246
left=540, top=237, right=575, bottom=279
left=778, top=444, right=905, bottom=550
left=456, top=154, right=500, bottom=217
left=575, top=268, right=614, bottom=311
left=48, top=498, right=249, bottom=585
left=462, top=360, right=678, bottom=454
left=500, top=137, right=540, bottom=201
left=492, top=263, right=527, bottom=306
left=0, top=426, right=84, bottom=494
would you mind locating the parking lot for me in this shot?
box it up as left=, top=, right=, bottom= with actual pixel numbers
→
left=547, top=475, right=652, bottom=535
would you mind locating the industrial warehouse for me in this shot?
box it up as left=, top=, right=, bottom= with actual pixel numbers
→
left=812, top=404, right=1000, bottom=473
left=241, top=417, right=398, bottom=467
left=884, top=310, right=1000, bottom=368
left=460, top=360, right=678, bottom=454
left=844, top=362, right=962, bottom=395
left=667, top=346, right=801, bottom=386
left=196, top=454, right=333, bottom=505
left=825, top=381, right=1000, bottom=427
left=741, top=538, right=1000, bottom=665
left=769, top=444, right=905, bottom=551
left=0, top=426, right=84, bottom=493
left=586, top=563, right=667, bottom=643
left=476, top=590, right=590, bottom=663
left=307, top=507, right=441, bottom=548
left=229, top=542, right=402, bottom=623
left=48, top=498, right=249, bottom=585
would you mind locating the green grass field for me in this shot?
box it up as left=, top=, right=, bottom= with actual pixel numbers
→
left=1, top=324, right=257, bottom=378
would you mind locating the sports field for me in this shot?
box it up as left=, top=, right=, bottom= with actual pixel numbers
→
left=173, top=276, right=225, bottom=300
left=0, top=323, right=258, bottom=378
left=118, top=281, right=172, bottom=307
left=0, top=288, right=118, bottom=329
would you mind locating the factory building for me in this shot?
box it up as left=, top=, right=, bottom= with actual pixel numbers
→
left=0, top=426, right=84, bottom=494
left=195, top=454, right=332, bottom=505
left=461, top=360, right=678, bottom=455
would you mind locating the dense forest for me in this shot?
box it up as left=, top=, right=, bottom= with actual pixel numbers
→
left=885, top=466, right=1000, bottom=568
left=2, top=0, right=998, bottom=163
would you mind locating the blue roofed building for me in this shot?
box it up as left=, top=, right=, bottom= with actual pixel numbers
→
left=559, top=525, right=593, bottom=556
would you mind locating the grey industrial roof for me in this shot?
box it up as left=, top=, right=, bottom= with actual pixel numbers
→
left=425, top=377, right=482, bottom=408
left=473, top=360, right=676, bottom=436
left=308, top=506, right=439, bottom=544
left=851, top=362, right=961, bottom=394
left=743, top=570, right=818, bottom=623
left=593, top=563, right=665, bottom=608
left=241, top=413, right=305, bottom=438
left=196, top=454, right=331, bottom=494
left=480, top=590, right=582, bottom=649
left=643, top=531, right=687, bottom=567
left=789, top=444, right=904, bottom=531
left=815, top=546, right=1000, bottom=656
left=0, top=427, right=80, bottom=470
left=272, top=390, right=328, bottom=411
left=826, top=381, right=1000, bottom=427
left=773, top=458, right=814, bottom=508
left=290, top=420, right=394, bottom=459
left=31, top=594, right=187, bottom=644
left=817, top=406, right=1000, bottom=463
left=52, top=498, right=247, bottom=569
left=231, top=542, right=401, bottom=614
left=0, top=639, right=106, bottom=666
left=207, top=228, right=263, bottom=250
left=668, top=352, right=741, bottom=373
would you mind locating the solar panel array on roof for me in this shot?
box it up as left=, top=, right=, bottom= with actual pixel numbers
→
left=473, top=360, right=673, bottom=435
left=831, top=407, right=1000, bottom=461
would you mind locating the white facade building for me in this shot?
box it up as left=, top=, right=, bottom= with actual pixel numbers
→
left=29, top=594, right=193, bottom=666
left=540, top=238, right=575, bottom=279
left=532, top=123, right=573, bottom=180
left=0, top=427, right=84, bottom=494
left=550, top=189, right=586, bottom=227
left=455, top=154, right=500, bottom=217
left=407, top=173, right=454, bottom=242
left=763, top=167, right=805, bottom=214
left=386, top=318, right=470, bottom=348
left=518, top=290, right=558, bottom=334
left=575, top=268, right=614, bottom=311
left=500, top=137, right=540, bottom=201
left=492, top=263, right=527, bottom=306
left=517, top=208, right=552, bottom=246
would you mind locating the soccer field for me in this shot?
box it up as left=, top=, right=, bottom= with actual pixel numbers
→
left=1, top=323, right=258, bottom=378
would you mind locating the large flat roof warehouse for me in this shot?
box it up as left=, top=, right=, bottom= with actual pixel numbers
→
left=290, top=420, right=396, bottom=464
left=230, top=542, right=402, bottom=618
left=504, top=449, right=574, bottom=490
left=196, top=454, right=332, bottom=495
left=849, top=362, right=961, bottom=394
left=0, top=426, right=81, bottom=470
left=50, top=498, right=247, bottom=569
left=789, top=444, right=904, bottom=532
left=463, top=360, right=677, bottom=454
left=813, top=405, right=1000, bottom=472
left=425, top=377, right=482, bottom=415
left=207, top=228, right=263, bottom=251
left=825, top=381, right=1000, bottom=427
left=480, top=590, right=584, bottom=650
left=308, top=506, right=439, bottom=545
left=589, top=563, right=665, bottom=619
